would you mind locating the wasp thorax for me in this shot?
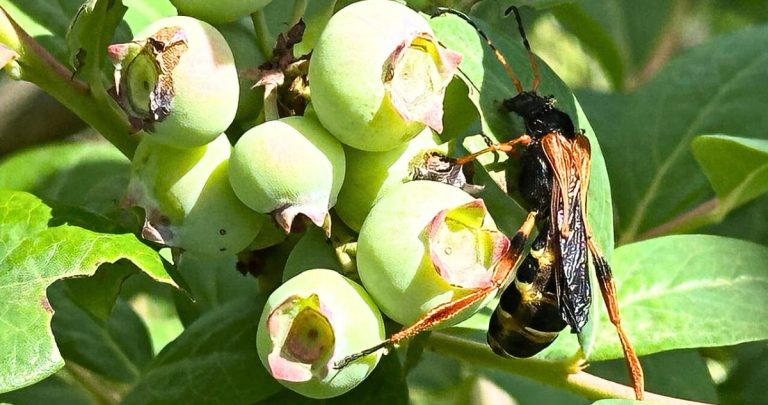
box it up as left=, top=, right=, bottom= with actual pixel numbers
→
left=256, top=269, right=384, bottom=399
left=357, top=181, right=508, bottom=327
left=109, top=16, right=239, bottom=148
left=308, top=0, right=461, bottom=152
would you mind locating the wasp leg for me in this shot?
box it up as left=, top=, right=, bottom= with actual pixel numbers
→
left=334, top=211, right=538, bottom=369
left=432, top=8, right=525, bottom=93
left=455, top=135, right=532, bottom=165
left=588, top=239, right=645, bottom=400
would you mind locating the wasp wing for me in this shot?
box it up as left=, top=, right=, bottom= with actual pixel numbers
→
left=542, top=133, right=591, bottom=333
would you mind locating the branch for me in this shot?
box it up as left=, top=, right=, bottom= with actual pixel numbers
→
left=625, top=0, right=689, bottom=90
left=251, top=10, right=275, bottom=60
left=427, top=332, right=712, bottom=405
left=62, top=361, right=128, bottom=404
left=637, top=198, right=720, bottom=241
left=0, top=6, right=137, bottom=158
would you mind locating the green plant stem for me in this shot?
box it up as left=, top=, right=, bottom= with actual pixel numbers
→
left=262, top=83, right=280, bottom=121
left=61, top=361, right=127, bottom=405
left=289, top=0, right=308, bottom=27
left=251, top=11, right=274, bottom=59
left=334, top=241, right=358, bottom=276
left=427, top=332, right=711, bottom=405
left=0, top=6, right=137, bottom=159
left=637, top=198, right=720, bottom=241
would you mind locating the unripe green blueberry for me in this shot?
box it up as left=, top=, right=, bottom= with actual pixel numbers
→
left=217, top=20, right=266, bottom=122
left=108, top=16, right=238, bottom=148
left=257, top=269, right=384, bottom=399
left=170, top=0, right=272, bottom=24
left=308, top=0, right=461, bottom=151
left=357, top=180, right=509, bottom=326
left=246, top=219, right=287, bottom=251
left=334, top=128, right=442, bottom=231
left=125, top=134, right=265, bottom=256
left=229, top=116, right=345, bottom=235
left=283, top=226, right=343, bottom=282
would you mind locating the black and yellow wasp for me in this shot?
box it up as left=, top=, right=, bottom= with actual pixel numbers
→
left=336, top=6, right=645, bottom=400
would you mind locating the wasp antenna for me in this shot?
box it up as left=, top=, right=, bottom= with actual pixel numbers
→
left=505, top=6, right=541, bottom=92
left=432, top=7, right=524, bottom=93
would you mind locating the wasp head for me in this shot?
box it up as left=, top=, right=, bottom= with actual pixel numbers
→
left=504, top=92, right=575, bottom=139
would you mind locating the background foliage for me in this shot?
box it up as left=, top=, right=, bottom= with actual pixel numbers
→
left=1, top=0, right=767, bottom=404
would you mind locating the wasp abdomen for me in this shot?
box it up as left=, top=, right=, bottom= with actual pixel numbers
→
left=487, top=245, right=567, bottom=358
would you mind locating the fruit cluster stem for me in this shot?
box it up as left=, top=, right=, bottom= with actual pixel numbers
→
left=0, top=6, right=137, bottom=159
left=427, top=332, right=710, bottom=404
left=250, top=10, right=274, bottom=60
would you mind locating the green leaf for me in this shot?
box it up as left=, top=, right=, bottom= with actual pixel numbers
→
left=407, top=352, right=475, bottom=405
left=692, top=135, right=768, bottom=213
left=479, top=366, right=588, bottom=405
left=171, top=252, right=258, bottom=327
left=294, top=0, right=336, bottom=57
left=0, top=0, right=80, bottom=60
left=123, top=295, right=283, bottom=404
left=61, top=262, right=136, bottom=321
left=589, top=349, right=717, bottom=403
left=578, top=0, right=675, bottom=76
left=121, top=0, right=176, bottom=36
left=716, top=342, right=768, bottom=405
left=439, top=76, right=480, bottom=142
left=550, top=4, right=624, bottom=89
left=0, top=371, right=91, bottom=405
left=282, top=225, right=342, bottom=282
left=581, top=25, right=768, bottom=244
left=591, top=235, right=768, bottom=360
left=0, top=190, right=175, bottom=393
left=120, top=272, right=184, bottom=354
left=66, top=0, right=126, bottom=87
left=0, top=141, right=131, bottom=219
left=705, top=193, right=768, bottom=247
left=470, top=0, right=574, bottom=14
left=256, top=352, right=408, bottom=404
left=49, top=286, right=153, bottom=384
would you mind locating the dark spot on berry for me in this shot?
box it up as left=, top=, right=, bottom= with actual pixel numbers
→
left=308, top=328, right=318, bottom=340
left=219, top=228, right=226, bottom=235
left=219, top=247, right=226, bottom=251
